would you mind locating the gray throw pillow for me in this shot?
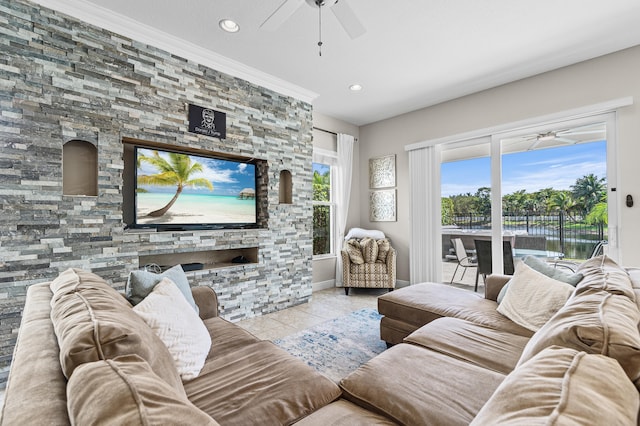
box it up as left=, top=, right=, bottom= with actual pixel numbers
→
left=497, top=256, right=583, bottom=304
left=126, top=265, right=199, bottom=313
left=523, top=256, right=584, bottom=286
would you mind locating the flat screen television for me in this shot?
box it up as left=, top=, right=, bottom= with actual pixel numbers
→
left=133, top=146, right=257, bottom=231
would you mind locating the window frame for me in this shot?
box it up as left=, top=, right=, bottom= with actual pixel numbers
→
left=312, top=148, right=338, bottom=258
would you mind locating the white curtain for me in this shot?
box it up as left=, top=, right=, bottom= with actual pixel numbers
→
left=334, top=133, right=355, bottom=285
left=408, top=145, right=442, bottom=284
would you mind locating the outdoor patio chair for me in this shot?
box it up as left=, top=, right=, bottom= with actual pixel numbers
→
left=553, top=240, right=608, bottom=272
left=474, top=239, right=515, bottom=292
left=449, top=238, right=477, bottom=285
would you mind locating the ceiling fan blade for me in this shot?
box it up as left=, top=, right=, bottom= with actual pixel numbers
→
left=555, top=137, right=576, bottom=144
left=260, top=0, right=305, bottom=31
left=330, top=1, right=366, bottom=39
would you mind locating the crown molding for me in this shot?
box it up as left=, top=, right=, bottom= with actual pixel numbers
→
left=31, top=0, right=319, bottom=103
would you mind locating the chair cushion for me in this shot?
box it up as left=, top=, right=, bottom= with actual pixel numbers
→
left=376, top=238, right=391, bottom=263
left=68, top=355, right=218, bottom=426
left=518, top=287, right=640, bottom=388
left=49, top=268, right=185, bottom=396
left=497, top=262, right=574, bottom=332
left=360, top=237, right=379, bottom=263
left=471, top=346, right=639, bottom=425
left=133, top=278, right=211, bottom=380
left=345, top=239, right=365, bottom=265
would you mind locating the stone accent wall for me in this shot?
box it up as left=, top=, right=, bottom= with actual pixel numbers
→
left=0, top=0, right=313, bottom=385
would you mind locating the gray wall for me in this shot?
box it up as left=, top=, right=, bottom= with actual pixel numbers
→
left=0, top=0, right=314, bottom=384
left=359, top=45, right=640, bottom=282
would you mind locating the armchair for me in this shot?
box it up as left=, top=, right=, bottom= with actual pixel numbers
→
left=341, top=237, right=397, bottom=295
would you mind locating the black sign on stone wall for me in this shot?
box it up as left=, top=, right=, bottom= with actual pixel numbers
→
left=188, top=103, right=226, bottom=139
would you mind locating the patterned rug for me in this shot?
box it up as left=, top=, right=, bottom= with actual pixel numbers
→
left=274, top=308, right=387, bottom=383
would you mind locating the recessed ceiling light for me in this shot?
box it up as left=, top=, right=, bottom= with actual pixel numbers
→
left=219, top=19, right=240, bottom=33
left=349, top=84, right=363, bottom=91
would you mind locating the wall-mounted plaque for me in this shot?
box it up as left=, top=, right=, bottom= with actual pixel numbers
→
left=370, top=189, right=397, bottom=222
left=369, top=154, right=396, bottom=189
left=188, top=103, right=226, bottom=139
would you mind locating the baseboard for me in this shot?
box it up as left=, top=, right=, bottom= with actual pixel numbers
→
left=312, top=279, right=336, bottom=292
left=395, top=280, right=410, bottom=288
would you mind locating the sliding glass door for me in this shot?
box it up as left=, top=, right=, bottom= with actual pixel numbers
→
left=441, top=113, right=617, bottom=284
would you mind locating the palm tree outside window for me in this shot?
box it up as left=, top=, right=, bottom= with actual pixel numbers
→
left=313, top=162, right=333, bottom=256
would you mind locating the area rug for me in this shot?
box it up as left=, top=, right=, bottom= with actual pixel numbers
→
left=274, top=308, right=387, bottom=383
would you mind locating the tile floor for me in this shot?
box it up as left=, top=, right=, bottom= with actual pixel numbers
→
left=236, top=260, right=481, bottom=341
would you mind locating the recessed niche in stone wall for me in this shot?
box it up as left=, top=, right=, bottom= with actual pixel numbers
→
left=139, top=247, right=258, bottom=271
left=279, top=170, right=292, bottom=204
left=63, top=140, right=98, bottom=196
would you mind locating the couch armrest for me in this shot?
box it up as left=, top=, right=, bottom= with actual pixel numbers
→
left=485, top=274, right=511, bottom=301
left=192, top=286, right=219, bottom=320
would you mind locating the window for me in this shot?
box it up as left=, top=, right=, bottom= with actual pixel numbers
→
left=313, top=161, right=333, bottom=256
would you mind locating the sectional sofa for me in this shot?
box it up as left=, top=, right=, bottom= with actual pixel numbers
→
left=307, top=255, right=640, bottom=424
left=0, top=268, right=341, bottom=425
left=3, top=256, right=640, bottom=425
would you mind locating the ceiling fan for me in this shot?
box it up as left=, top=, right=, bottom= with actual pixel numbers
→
left=260, top=0, right=365, bottom=55
left=519, top=124, right=606, bottom=151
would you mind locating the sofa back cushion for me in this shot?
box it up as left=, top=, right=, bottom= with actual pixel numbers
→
left=67, top=355, right=218, bottom=426
left=49, top=268, right=185, bottom=395
left=471, top=346, right=639, bottom=425
left=518, top=287, right=640, bottom=388
left=575, top=255, right=636, bottom=300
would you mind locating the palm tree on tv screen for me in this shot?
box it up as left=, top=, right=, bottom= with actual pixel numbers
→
left=137, top=151, right=213, bottom=217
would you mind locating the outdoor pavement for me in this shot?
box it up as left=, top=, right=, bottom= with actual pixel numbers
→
left=441, top=259, right=486, bottom=294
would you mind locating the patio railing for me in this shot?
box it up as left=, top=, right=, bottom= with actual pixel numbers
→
left=449, top=210, right=606, bottom=260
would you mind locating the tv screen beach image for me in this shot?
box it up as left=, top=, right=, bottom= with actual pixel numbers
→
left=135, top=148, right=256, bottom=225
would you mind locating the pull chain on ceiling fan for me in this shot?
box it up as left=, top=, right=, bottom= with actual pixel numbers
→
left=317, top=0, right=323, bottom=56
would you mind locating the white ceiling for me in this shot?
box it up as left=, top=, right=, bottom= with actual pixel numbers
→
left=37, top=0, right=640, bottom=126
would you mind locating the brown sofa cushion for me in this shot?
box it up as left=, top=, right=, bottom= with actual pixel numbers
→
left=184, top=341, right=341, bottom=426
left=378, top=283, right=533, bottom=337
left=68, top=355, right=218, bottom=426
left=518, top=287, right=640, bottom=388
left=295, top=399, right=397, bottom=426
left=340, top=343, right=505, bottom=425
left=345, top=239, right=365, bottom=264
left=471, top=346, right=639, bottom=425
left=405, top=317, right=530, bottom=374
left=360, top=237, right=379, bottom=263
left=49, top=268, right=185, bottom=396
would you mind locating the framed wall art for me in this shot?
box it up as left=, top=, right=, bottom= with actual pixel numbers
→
left=370, top=189, right=396, bottom=222
left=369, top=154, right=396, bottom=189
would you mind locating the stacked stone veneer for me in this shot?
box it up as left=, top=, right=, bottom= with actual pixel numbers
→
left=0, top=1, right=314, bottom=385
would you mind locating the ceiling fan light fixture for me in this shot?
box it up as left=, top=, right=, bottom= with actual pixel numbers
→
left=219, top=19, right=240, bottom=33
left=349, top=84, right=363, bottom=91
left=537, top=132, right=556, bottom=141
